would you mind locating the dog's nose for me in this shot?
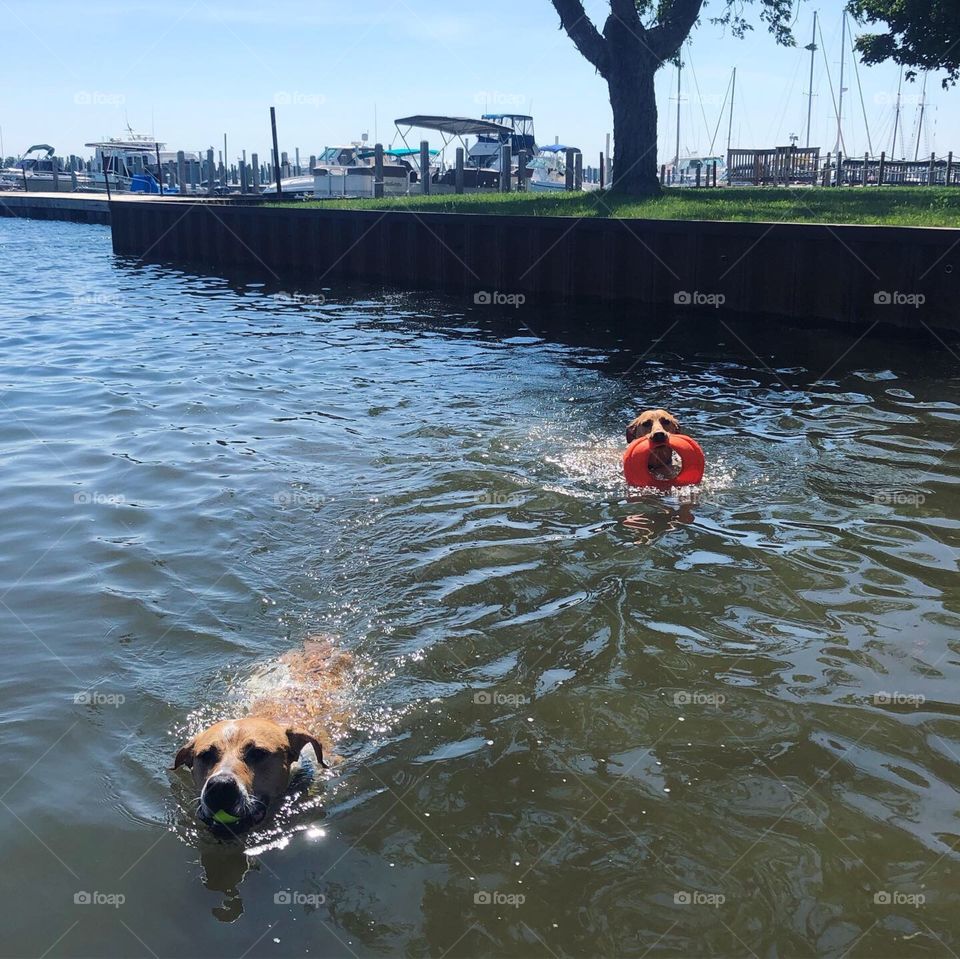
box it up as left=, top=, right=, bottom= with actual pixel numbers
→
left=202, top=773, right=242, bottom=810
left=651, top=430, right=668, bottom=444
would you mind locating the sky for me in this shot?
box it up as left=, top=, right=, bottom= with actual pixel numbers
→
left=0, top=0, right=955, bottom=167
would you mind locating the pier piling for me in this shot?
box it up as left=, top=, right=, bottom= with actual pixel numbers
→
left=455, top=148, right=464, bottom=194
left=374, top=143, right=384, bottom=199
left=420, top=141, right=430, bottom=195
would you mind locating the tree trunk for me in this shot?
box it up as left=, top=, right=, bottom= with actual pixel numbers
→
left=607, top=56, right=661, bottom=197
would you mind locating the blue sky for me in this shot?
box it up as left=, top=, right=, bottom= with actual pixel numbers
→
left=1, top=0, right=955, bottom=166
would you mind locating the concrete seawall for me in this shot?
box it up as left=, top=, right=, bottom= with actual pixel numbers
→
left=104, top=200, right=959, bottom=331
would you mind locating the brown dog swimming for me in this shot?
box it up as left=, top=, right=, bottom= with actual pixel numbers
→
left=625, top=408, right=682, bottom=481
left=173, top=638, right=351, bottom=833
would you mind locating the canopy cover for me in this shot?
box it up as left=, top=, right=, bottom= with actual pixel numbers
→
left=394, top=115, right=514, bottom=137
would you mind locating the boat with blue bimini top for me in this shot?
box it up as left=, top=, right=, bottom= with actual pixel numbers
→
left=528, top=144, right=586, bottom=192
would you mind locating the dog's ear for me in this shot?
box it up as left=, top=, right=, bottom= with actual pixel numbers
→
left=285, top=726, right=329, bottom=768
left=626, top=417, right=642, bottom=444
left=172, top=738, right=195, bottom=770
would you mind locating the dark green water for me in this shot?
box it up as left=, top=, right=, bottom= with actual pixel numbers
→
left=1, top=218, right=959, bottom=958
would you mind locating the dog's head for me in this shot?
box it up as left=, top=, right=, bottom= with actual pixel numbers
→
left=626, top=409, right=681, bottom=446
left=173, top=717, right=324, bottom=833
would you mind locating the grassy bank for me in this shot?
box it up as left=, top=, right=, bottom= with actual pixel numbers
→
left=272, top=187, right=960, bottom=227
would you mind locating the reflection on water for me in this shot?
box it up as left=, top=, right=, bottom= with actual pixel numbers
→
left=1, top=218, right=960, bottom=957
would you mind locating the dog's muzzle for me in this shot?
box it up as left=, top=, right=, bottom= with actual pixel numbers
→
left=198, top=774, right=268, bottom=833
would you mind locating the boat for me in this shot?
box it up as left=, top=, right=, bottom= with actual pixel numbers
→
left=84, top=129, right=197, bottom=192
left=469, top=113, right=538, bottom=173
left=671, top=154, right=725, bottom=185
left=0, top=145, right=100, bottom=192
left=528, top=144, right=581, bottom=191
left=279, top=142, right=426, bottom=196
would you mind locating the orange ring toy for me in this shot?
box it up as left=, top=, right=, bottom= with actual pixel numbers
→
left=623, top=434, right=705, bottom=489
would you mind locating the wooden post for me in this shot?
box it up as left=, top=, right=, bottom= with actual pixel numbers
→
left=70, top=169, right=78, bottom=191
left=500, top=145, right=512, bottom=192
left=270, top=106, right=282, bottom=195
left=251, top=152, right=260, bottom=195
left=929, top=151, right=936, bottom=186
left=695, top=164, right=701, bottom=188
left=176, top=150, right=186, bottom=195
left=309, top=155, right=316, bottom=174
left=565, top=148, right=575, bottom=191
left=295, top=147, right=300, bottom=176
left=374, top=143, right=384, bottom=198
left=155, top=143, right=163, bottom=193
left=599, top=153, right=605, bottom=190
left=835, top=151, right=843, bottom=186
left=455, top=147, right=464, bottom=194
left=878, top=151, right=886, bottom=186
left=206, top=149, right=215, bottom=195
left=948, top=151, right=954, bottom=187
left=517, top=150, right=528, bottom=192
left=239, top=160, right=247, bottom=194
left=574, top=151, right=582, bottom=191
left=660, top=164, right=665, bottom=185
left=51, top=159, right=59, bottom=192
left=420, top=140, right=430, bottom=195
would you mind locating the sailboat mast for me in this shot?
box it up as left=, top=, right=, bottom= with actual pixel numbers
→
left=891, top=65, right=903, bottom=158
left=726, top=67, right=737, bottom=157
left=835, top=13, right=846, bottom=153
left=675, top=60, right=682, bottom=168
left=805, top=11, right=818, bottom=148
left=914, top=71, right=928, bottom=161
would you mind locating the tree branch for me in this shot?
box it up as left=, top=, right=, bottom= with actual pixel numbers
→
left=647, top=0, right=705, bottom=61
left=550, top=0, right=609, bottom=74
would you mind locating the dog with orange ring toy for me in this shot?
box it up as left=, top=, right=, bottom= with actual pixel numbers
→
left=624, top=408, right=704, bottom=489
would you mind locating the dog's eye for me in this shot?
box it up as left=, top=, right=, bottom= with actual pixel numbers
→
left=197, top=747, right=219, bottom=764
left=244, top=746, right=270, bottom=763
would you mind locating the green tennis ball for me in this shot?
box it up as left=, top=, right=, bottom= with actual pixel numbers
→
left=213, top=809, right=241, bottom=825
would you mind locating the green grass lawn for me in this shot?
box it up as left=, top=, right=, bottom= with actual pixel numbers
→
left=272, top=187, right=960, bottom=227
